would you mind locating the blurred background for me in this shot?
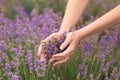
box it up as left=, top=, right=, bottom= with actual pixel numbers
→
left=0, top=0, right=67, bottom=19
left=0, top=0, right=120, bottom=20
left=0, top=0, right=120, bottom=80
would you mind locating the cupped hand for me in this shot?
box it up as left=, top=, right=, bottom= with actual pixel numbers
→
left=49, top=31, right=80, bottom=67
left=38, top=31, right=65, bottom=59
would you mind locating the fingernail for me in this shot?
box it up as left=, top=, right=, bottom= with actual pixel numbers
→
left=60, top=46, right=63, bottom=50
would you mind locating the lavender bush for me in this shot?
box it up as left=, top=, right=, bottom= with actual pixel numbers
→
left=0, top=6, right=62, bottom=80
left=0, top=1, right=120, bottom=80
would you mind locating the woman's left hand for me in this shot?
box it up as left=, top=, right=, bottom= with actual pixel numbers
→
left=49, top=31, right=80, bottom=67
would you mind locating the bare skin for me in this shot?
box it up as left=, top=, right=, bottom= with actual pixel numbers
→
left=38, top=0, right=89, bottom=59
left=38, top=0, right=120, bottom=67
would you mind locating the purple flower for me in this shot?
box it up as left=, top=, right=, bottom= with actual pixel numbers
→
left=5, top=63, right=11, bottom=71
left=0, top=4, right=120, bottom=79
left=0, top=57, right=2, bottom=66
left=12, top=74, right=19, bottom=80
left=89, top=74, right=94, bottom=80
left=82, top=42, right=91, bottom=56
left=26, top=52, right=33, bottom=72
left=34, top=58, right=46, bottom=77
left=58, top=32, right=66, bottom=45
left=79, top=63, right=87, bottom=77
left=0, top=58, right=2, bottom=63
left=11, top=58, right=19, bottom=68
left=41, top=32, right=66, bottom=59
left=11, top=48, right=18, bottom=55
left=0, top=41, right=6, bottom=51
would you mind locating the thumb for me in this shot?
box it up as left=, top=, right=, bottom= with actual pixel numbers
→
left=41, top=35, right=52, bottom=43
left=38, top=44, right=43, bottom=57
left=60, top=34, right=72, bottom=50
left=37, top=44, right=46, bottom=59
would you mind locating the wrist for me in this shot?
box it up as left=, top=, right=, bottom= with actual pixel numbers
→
left=59, top=27, right=70, bottom=33
left=74, top=30, right=84, bottom=41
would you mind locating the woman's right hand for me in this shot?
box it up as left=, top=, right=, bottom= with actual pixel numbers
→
left=37, top=31, right=65, bottom=59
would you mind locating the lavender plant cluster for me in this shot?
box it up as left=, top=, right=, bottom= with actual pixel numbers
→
left=0, top=6, right=61, bottom=41
left=0, top=40, right=47, bottom=80
left=0, top=6, right=62, bottom=80
left=41, top=32, right=66, bottom=60
left=0, top=5, right=120, bottom=80
left=77, top=27, right=120, bottom=80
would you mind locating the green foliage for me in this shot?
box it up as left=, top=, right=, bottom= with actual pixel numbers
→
left=21, top=0, right=35, bottom=13
left=37, top=0, right=46, bottom=12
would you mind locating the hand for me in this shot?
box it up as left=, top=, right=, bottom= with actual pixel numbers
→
left=49, top=31, right=80, bottom=67
left=38, top=31, right=65, bottom=59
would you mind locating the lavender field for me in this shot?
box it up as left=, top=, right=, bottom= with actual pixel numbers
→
left=0, top=0, right=120, bottom=80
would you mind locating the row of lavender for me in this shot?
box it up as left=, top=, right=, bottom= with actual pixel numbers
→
left=0, top=6, right=120, bottom=80
left=0, top=6, right=61, bottom=80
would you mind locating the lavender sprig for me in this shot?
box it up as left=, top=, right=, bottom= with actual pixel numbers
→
left=41, top=32, right=67, bottom=60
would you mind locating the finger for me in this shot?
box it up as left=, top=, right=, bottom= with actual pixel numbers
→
left=53, top=57, right=69, bottom=67
left=63, top=41, right=76, bottom=55
left=38, top=34, right=54, bottom=58
left=41, top=53, right=46, bottom=59
left=49, top=55, right=63, bottom=64
left=41, top=36, right=51, bottom=43
left=55, top=58, right=67, bottom=68
left=53, top=41, right=76, bottom=59
left=41, top=34, right=54, bottom=43
left=63, top=40, right=78, bottom=56
left=52, top=52, right=67, bottom=59
left=60, top=34, right=72, bottom=50
left=38, top=44, right=43, bottom=57
left=38, top=44, right=46, bottom=58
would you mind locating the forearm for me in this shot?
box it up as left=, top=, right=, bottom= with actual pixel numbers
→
left=59, top=0, right=90, bottom=33
left=77, top=4, right=120, bottom=40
